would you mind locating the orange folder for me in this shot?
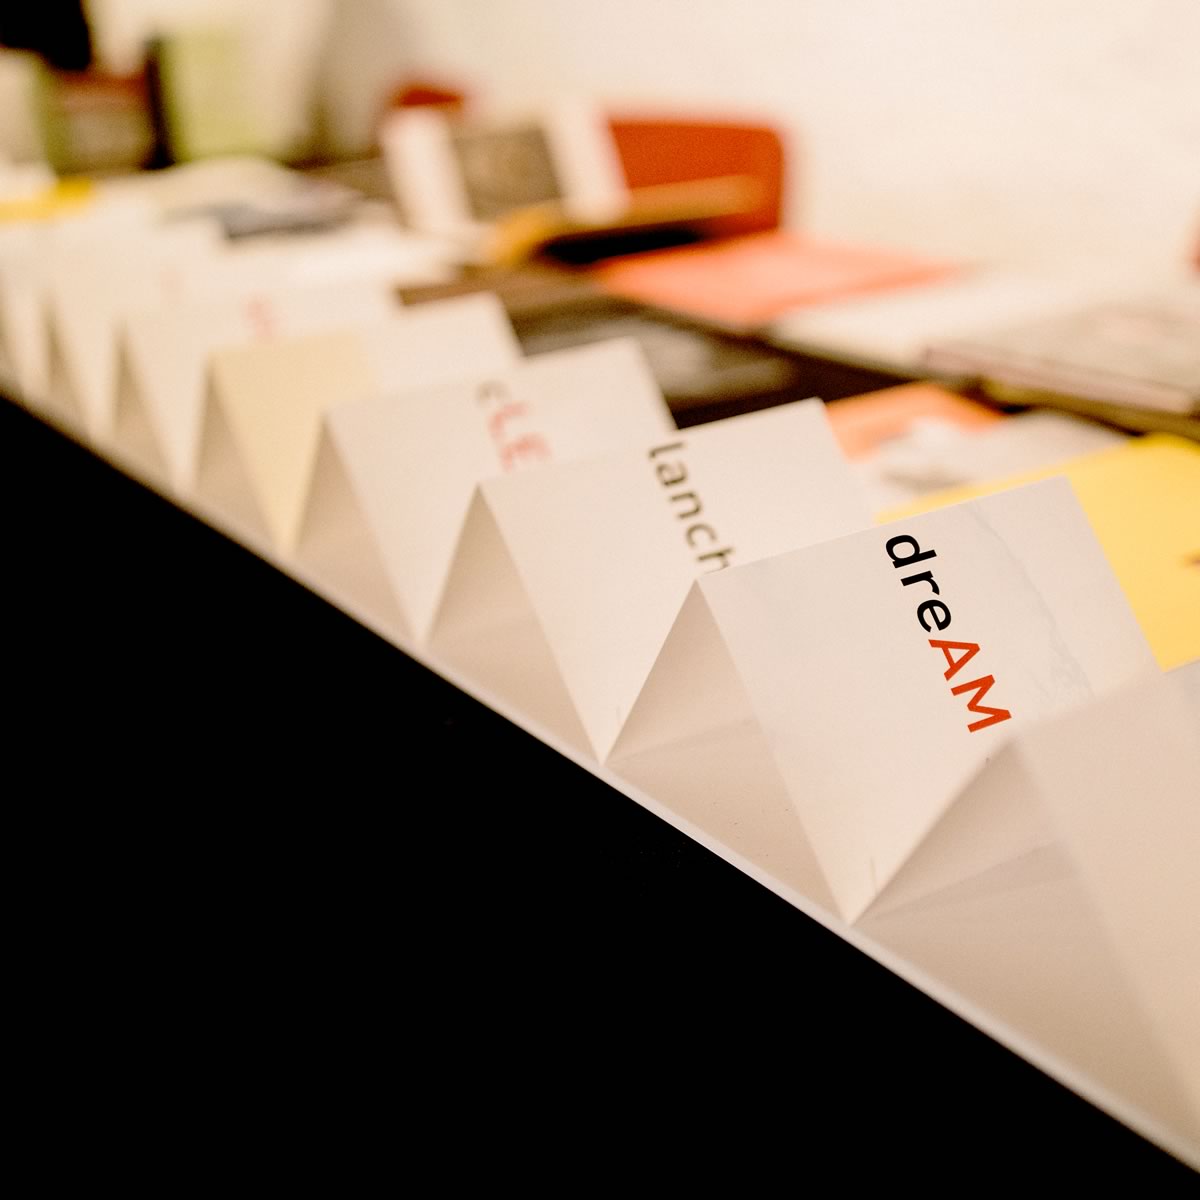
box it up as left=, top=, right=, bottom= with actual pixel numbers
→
left=826, top=383, right=1003, bottom=460
left=594, top=231, right=960, bottom=327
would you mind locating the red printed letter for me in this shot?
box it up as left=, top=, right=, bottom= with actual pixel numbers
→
left=487, top=402, right=528, bottom=439
left=929, top=639, right=980, bottom=680
left=499, top=434, right=551, bottom=471
left=950, top=675, right=1012, bottom=733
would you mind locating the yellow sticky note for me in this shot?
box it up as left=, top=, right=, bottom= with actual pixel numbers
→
left=881, top=435, right=1200, bottom=669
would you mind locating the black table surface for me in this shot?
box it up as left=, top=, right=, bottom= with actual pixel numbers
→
left=5, top=393, right=1194, bottom=1181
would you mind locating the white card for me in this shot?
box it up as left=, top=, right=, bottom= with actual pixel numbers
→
left=0, top=204, right=161, bottom=406
left=43, top=220, right=224, bottom=439
left=1023, top=672, right=1200, bottom=1126
left=118, top=280, right=398, bottom=490
left=613, top=477, right=1155, bottom=922
left=430, top=400, right=869, bottom=759
left=196, top=295, right=522, bottom=554
left=349, top=293, right=520, bottom=394
left=307, top=338, right=673, bottom=643
left=857, top=670, right=1199, bottom=1149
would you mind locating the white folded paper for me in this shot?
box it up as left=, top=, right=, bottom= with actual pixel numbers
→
left=431, top=399, right=870, bottom=758
left=32, top=218, right=455, bottom=448
left=1022, top=672, right=1199, bottom=1128
left=613, top=477, right=1156, bottom=921
left=118, top=280, right=400, bottom=489
left=43, top=220, right=225, bottom=438
left=195, top=295, right=523, bottom=555
left=858, top=668, right=1199, bottom=1149
left=0, top=203, right=161, bottom=403
left=305, top=337, right=673, bottom=643
left=8, top=234, right=1198, bottom=1161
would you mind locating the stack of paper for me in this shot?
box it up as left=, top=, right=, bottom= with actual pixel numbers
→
left=925, top=286, right=1200, bottom=414
left=2, top=199, right=1196, bottom=1167
left=924, top=284, right=1200, bottom=436
left=768, top=269, right=1124, bottom=374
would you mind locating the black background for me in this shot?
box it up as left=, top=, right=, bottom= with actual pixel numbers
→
left=0, top=2, right=91, bottom=71
left=5, top=395, right=1195, bottom=1182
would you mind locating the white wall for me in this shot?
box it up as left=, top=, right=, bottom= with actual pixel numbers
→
left=398, top=0, right=1200, bottom=271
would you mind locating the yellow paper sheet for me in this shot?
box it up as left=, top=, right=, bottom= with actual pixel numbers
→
left=882, top=435, right=1200, bottom=669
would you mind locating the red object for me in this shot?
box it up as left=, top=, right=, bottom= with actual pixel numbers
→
left=384, top=81, right=468, bottom=114
left=377, top=98, right=786, bottom=241
left=607, top=117, right=786, bottom=238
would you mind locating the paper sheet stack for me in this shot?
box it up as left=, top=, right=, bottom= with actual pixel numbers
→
left=2, top=204, right=1196, bottom=1167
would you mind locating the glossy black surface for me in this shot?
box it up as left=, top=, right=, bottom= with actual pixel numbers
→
left=4, top=395, right=1193, bottom=1181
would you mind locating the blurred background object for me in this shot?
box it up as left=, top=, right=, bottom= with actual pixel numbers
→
left=314, top=0, right=417, bottom=159
left=395, top=0, right=1200, bottom=273
left=609, top=117, right=783, bottom=241
left=145, top=27, right=264, bottom=164
left=51, top=69, right=154, bottom=173
left=3, top=1, right=1192, bottom=276
left=4, top=0, right=1196, bottom=440
left=0, top=2, right=153, bottom=173
left=83, top=0, right=329, bottom=162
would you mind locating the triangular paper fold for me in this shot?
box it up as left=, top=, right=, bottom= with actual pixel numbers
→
left=433, top=490, right=595, bottom=752
left=292, top=427, right=410, bottom=641
left=0, top=255, right=50, bottom=405
left=197, top=296, right=522, bottom=553
left=321, top=337, right=672, bottom=643
left=1021, top=672, right=1200, bottom=1125
left=354, top=293, right=521, bottom=391
left=43, top=220, right=223, bottom=442
left=610, top=584, right=838, bottom=908
left=623, top=477, right=1155, bottom=922
left=207, top=331, right=374, bottom=552
left=858, top=671, right=1200, bottom=1149
left=1, top=203, right=163, bottom=411
left=432, top=399, right=869, bottom=761
left=119, top=281, right=398, bottom=493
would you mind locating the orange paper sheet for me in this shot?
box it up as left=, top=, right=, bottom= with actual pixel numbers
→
left=594, top=232, right=959, bottom=326
left=826, top=383, right=1003, bottom=460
